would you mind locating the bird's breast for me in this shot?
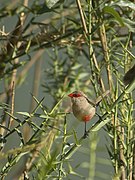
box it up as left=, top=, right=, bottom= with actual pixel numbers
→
left=72, top=100, right=96, bottom=122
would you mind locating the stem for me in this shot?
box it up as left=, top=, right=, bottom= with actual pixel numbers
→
left=87, top=0, right=105, bottom=92
left=114, top=82, right=118, bottom=175
left=99, top=23, right=113, bottom=91
left=76, top=0, right=88, bottom=35
left=58, top=116, right=67, bottom=179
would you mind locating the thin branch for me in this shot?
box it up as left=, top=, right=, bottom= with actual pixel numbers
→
left=76, top=0, right=88, bottom=34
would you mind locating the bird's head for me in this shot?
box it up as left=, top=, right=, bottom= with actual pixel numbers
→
left=68, top=91, right=84, bottom=98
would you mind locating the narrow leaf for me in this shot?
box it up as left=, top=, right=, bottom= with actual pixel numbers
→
left=91, top=118, right=111, bottom=131
left=17, top=112, right=31, bottom=117
left=46, top=0, right=60, bottom=8
left=103, top=6, right=124, bottom=26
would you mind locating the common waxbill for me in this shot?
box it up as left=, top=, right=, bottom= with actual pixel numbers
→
left=68, top=90, right=109, bottom=137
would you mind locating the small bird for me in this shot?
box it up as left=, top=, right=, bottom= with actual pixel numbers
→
left=68, top=90, right=109, bottom=137
left=123, top=64, right=135, bottom=86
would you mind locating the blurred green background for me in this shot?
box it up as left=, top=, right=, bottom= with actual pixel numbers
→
left=0, top=0, right=135, bottom=179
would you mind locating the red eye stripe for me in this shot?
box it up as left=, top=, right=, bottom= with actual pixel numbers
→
left=68, top=93, right=82, bottom=98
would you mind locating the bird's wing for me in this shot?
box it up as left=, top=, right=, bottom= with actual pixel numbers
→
left=84, top=95, right=96, bottom=107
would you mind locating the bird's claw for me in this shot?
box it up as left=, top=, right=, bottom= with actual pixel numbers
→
left=83, top=131, right=89, bottom=138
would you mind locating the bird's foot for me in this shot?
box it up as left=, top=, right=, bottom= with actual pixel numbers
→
left=83, top=131, right=89, bottom=139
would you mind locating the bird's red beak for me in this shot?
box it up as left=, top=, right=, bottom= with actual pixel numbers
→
left=68, top=93, right=74, bottom=97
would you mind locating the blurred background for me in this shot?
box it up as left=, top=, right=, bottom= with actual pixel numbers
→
left=0, top=0, right=135, bottom=179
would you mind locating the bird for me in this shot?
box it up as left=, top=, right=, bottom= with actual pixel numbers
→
left=68, top=90, right=109, bottom=137
left=123, top=64, right=135, bottom=86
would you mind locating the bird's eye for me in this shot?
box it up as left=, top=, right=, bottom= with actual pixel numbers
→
left=73, top=93, right=81, bottom=97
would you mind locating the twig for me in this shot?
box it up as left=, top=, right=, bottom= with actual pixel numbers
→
left=99, top=24, right=113, bottom=91
left=76, top=0, right=88, bottom=35
left=7, top=81, right=15, bottom=129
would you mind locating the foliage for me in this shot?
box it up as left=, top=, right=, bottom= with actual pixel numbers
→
left=0, top=0, right=135, bottom=179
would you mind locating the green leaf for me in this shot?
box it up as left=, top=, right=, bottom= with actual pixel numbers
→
left=122, top=17, right=135, bottom=32
left=33, top=114, right=51, bottom=119
left=73, top=129, right=80, bottom=146
left=17, top=112, right=31, bottom=117
left=91, top=118, right=111, bottom=131
left=71, top=64, right=82, bottom=70
left=103, top=6, right=124, bottom=26
left=78, top=72, right=89, bottom=79
left=45, top=0, right=60, bottom=9
left=115, top=0, right=135, bottom=10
